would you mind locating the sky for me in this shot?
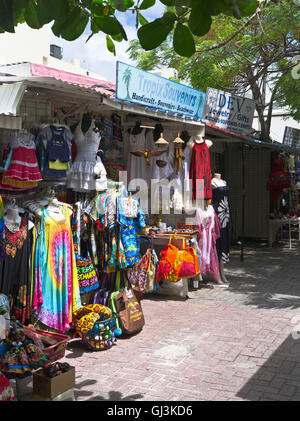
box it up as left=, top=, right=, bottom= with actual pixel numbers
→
left=50, top=2, right=166, bottom=82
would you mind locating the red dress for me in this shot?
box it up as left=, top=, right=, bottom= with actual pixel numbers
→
left=189, top=140, right=212, bottom=200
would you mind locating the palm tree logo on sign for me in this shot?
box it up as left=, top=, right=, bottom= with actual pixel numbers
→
left=122, top=67, right=132, bottom=100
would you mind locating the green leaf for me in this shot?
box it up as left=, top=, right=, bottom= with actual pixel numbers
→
left=0, top=0, right=14, bottom=32
left=93, top=15, right=127, bottom=40
left=236, top=0, right=258, bottom=17
left=188, top=1, right=212, bottom=36
left=138, top=12, right=148, bottom=26
left=111, top=32, right=123, bottom=42
left=138, top=13, right=176, bottom=50
left=52, top=8, right=89, bottom=41
left=106, top=34, right=116, bottom=55
left=25, top=0, right=43, bottom=29
left=173, top=22, right=195, bottom=57
left=140, top=0, right=155, bottom=9
left=203, top=0, right=229, bottom=16
left=111, top=0, right=134, bottom=11
left=90, top=0, right=105, bottom=16
left=36, top=0, right=55, bottom=25
left=159, top=0, right=192, bottom=6
left=35, top=0, right=70, bottom=24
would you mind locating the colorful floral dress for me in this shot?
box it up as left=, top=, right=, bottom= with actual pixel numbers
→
left=71, top=205, right=100, bottom=296
left=0, top=372, right=17, bottom=400
left=0, top=194, right=5, bottom=262
left=33, top=206, right=81, bottom=332
left=0, top=218, right=31, bottom=324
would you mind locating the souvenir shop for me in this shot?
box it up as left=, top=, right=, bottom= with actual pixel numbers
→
left=0, top=72, right=233, bottom=399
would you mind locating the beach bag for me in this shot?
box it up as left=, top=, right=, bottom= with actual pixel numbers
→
left=173, top=238, right=200, bottom=279
left=126, top=248, right=151, bottom=291
left=156, top=235, right=200, bottom=283
left=113, top=287, right=145, bottom=335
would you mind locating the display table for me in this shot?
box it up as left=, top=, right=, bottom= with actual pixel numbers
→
left=269, top=218, right=300, bottom=248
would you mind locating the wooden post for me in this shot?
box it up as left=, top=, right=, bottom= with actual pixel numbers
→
left=240, top=143, right=246, bottom=262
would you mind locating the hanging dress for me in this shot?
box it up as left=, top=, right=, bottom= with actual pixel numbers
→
left=0, top=133, right=42, bottom=195
left=0, top=217, right=31, bottom=324
left=0, top=195, right=5, bottom=263
left=212, top=186, right=230, bottom=263
left=33, top=206, right=81, bottom=332
left=189, top=140, right=212, bottom=200
left=67, top=117, right=107, bottom=192
left=196, top=205, right=221, bottom=280
left=71, top=204, right=100, bottom=297
left=126, top=128, right=152, bottom=186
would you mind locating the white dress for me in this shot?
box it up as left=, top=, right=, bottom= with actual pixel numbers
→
left=67, top=118, right=107, bottom=192
left=126, top=128, right=152, bottom=185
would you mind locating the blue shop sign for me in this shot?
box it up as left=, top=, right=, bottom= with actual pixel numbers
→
left=116, top=61, right=206, bottom=120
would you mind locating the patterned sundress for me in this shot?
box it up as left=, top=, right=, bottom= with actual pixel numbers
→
left=212, top=186, right=230, bottom=263
left=33, top=206, right=81, bottom=332
left=0, top=218, right=31, bottom=324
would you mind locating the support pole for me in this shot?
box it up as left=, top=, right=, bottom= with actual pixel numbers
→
left=240, top=143, right=246, bottom=262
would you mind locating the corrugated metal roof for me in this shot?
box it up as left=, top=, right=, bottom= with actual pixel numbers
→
left=30, top=63, right=115, bottom=97
left=205, top=122, right=300, bottom=154
left=0, top=82, right=26, bottom=115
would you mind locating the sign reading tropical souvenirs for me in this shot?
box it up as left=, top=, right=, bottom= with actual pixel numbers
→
left=202, top=87, right=256, bottom=136
left=283, top=126, right=300, bottom=149
left=116, top=61, right=206, bottom=120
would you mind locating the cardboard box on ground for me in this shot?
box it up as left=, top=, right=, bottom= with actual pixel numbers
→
left=33, top=366, right=75, bottom=400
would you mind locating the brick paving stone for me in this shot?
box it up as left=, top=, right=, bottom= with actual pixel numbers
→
left=280, top=384, right=296, bottom=397
left=16, top=243, right=300, bottom=401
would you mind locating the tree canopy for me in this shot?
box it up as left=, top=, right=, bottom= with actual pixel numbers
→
left=1, top=0, right=259, bottom=57
left=128, top=0, right=300, bottom=141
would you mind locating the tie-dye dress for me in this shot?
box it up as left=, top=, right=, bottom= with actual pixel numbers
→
left=33, top=206, right=80, bottom=332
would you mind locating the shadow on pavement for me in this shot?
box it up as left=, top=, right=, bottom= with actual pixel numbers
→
left=222, top=242, right=300, bottom=310
left=237, top=334, right=300, bottom=401
left=87, top=391, right=144, bottom=401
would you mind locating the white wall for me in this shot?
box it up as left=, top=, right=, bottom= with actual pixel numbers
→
left=0, top=23, right=108, bottom=81
left=0, top=23, right=50, bottom=65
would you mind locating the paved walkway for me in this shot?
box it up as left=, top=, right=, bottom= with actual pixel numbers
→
left=20, top=240, right=300, bottom=401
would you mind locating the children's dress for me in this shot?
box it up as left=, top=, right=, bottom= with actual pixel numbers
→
left=67, top=117, right=107, bottom=192
left=0, top=133, right=42, bottom=195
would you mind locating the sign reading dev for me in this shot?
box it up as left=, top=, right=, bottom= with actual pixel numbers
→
left=202, top=87, right=255, bottom=135
left=116, top=61, right=206, bottom=120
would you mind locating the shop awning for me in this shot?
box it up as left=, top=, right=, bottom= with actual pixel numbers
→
left=0, top=74, right=206, bottom=130
left=101, top=96, right=205, bottom=128
left=205, top=122, right=300, bottom=155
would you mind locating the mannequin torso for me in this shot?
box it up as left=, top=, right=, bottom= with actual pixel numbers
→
left=212, top=173, right=227, bottom=189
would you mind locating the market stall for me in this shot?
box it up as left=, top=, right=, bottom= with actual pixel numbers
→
left=0, top=62, right=239, bottom=399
